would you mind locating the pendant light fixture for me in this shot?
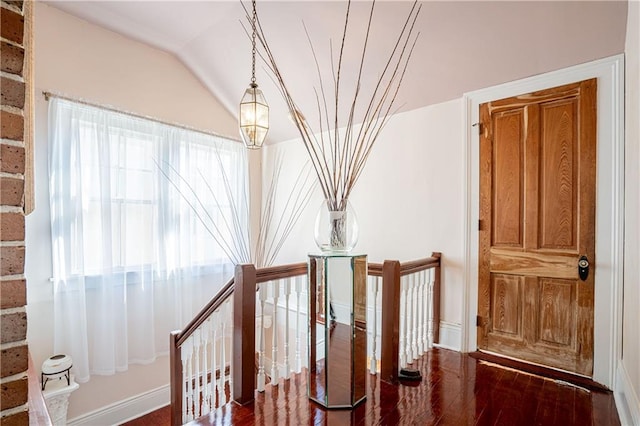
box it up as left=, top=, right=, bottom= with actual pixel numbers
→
left=239, top=0, right=269, bottom=149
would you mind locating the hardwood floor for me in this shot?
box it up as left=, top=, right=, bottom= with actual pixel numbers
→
left=122, top=348, right=620, bottom=425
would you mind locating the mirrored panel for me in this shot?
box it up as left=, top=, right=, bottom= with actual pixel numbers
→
left=308, top=254, right=367, bottom=409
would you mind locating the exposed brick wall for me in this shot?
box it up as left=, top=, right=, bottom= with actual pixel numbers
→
left=0, top=345, right=27, bottom=377
left=0, top=0, right=29, bottom=424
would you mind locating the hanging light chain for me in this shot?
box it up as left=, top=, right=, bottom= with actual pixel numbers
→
left=251, top=0, right=257, bottom=86
left=239, top=0, right=269, bottom=149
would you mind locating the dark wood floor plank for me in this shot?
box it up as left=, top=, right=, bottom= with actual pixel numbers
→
left=574, top=386, right=594, bottom=425
left=518, top=374, right=545, bottom=422
left=592, top=389, right=622, bottom=426
left=534, top=379, right=560, bottom=425
left=494, top=372, right=530, bottom=425
left=553, top=382, right=576, bottom=425
left=125, top=348, right=620, bottom=426
left=121, top=405, right=171, bottom=426
left=465, top=361, right=507, bottom=425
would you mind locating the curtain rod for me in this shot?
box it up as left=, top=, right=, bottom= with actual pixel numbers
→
left=42, top=91, right=242, bottom=143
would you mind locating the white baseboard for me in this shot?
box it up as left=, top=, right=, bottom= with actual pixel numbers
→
left=433, top=321, right=461, bottom=352
left=67, top=384, right=169, bottom=426
left=616, top=362, right=640, bottom=426
left=331, top=301, right=352, bottom=325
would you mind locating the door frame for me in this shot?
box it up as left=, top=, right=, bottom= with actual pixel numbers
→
left=462, top=54, right=624, bottom=388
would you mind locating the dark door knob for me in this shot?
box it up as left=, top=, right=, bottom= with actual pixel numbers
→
left=578, top=256, right=589, bottom=281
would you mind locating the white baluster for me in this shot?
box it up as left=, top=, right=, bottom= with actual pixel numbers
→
left=200, top=324, right=211, bottom=415
left=205, top=322, right=216, bottom=412
left=417, top=272, right=425, bottom=355
left=226, top=299, right=232, bottom=403
left=407, top=275, right=412, bottom=362
left=405, top=275, right=412, bottom=365
left=283, top=278, right=291, bottom=379
left=420, top=269, right=429, bottom=352
left=194, top=329, right=201, bottom=417
left=424, top=269, right=430, bottom=350
left=295, top=275, right=302, bottom=374
left=411, top=274, right=419, bottom=361
left=210, top=312, right=218, bottom=408
left=370, top=275, right=379, bottom=374
left=209, top=316, right=215, bottom=409
left=399, top=275, right=407, bottom=369
left=366, top=275, right=372, bottom=372
left=271, top=280, right=280, bottom=385
left=377, top=276, right=382, bottom=370
left=202, top=326, right=209, bottom=415
left=302, top=275, right=309, bottom=369
left=227, top=298, right=233, bottom=396
left=184, top=339, right=194, bottom=422
left=181, top=341, right=190, bottom=423
left=427, top=269, right=434, bottom=348
left=257, top=283, right=267, bottom=392
left=406, top=275, right=414, bottom=363
left=190, top=340, right=196, bottom=421
left=218, top=301, right=227, bottom=406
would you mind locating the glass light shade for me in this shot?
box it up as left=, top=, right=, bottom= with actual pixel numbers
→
left=239, top=84, right=269, bottom=149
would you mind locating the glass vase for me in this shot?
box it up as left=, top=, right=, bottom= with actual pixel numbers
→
left=314, top=199, right=359, bottom=253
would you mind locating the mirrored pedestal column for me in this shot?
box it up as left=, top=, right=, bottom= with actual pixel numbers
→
left=308, top=253, right=367, bottom=409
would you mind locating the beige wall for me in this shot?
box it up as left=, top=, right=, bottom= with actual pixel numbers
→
left=27, top=3, right=238, bottom=421
left=622, top=0, right=640, bottom=421
left=265, top=99, right=465, bottom=346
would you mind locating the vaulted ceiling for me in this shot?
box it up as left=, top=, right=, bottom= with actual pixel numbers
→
left=46, top=1, right=627, bottom=143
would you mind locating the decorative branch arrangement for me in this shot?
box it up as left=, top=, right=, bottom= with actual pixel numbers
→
left=254, top=153, right=316, bottom=266
left=157, top=149, right=316, bottom=267
left=246, top=0, right=421, bottom=213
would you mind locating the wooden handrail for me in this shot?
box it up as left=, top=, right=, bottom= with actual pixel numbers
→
left=256, top=262, right=307, bottom=283
left=175, top=278, right=235, bottom=346
left=370, top=259, right=439, bottom=277
left=368, top=262, right=383, bottom=277
left=399, top=256, right=440, bottom=275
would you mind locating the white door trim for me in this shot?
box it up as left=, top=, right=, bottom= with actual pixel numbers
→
left=461, top=55, right=625, bottom=389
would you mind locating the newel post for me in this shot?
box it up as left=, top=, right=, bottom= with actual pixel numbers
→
left=380, top=260, right=401, bottom=383
left=233, top=263, right=256, bottom=405
left=431, top=252, right=442, bottom=345
left=169, top=331, right=182, bottom=426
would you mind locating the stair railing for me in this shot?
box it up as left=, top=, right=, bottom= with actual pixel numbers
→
left=371, top=252, right=442, bottom=383
left=170, top=278, right=234, bottom=425
left=169, top=262, right=308, bottom=425
left=233, top=262, right=308, bottom=404
left=170, top=253, right=441, bottom=425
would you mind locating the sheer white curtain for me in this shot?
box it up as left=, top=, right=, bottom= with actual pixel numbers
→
left=48, top=98, right=248, bottom=382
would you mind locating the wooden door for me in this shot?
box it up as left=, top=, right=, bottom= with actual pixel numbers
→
left=477, top=79, right=597, bottom=376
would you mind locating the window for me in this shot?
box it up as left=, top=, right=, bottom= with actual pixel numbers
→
left=48, top=98, right=248, bottom=381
